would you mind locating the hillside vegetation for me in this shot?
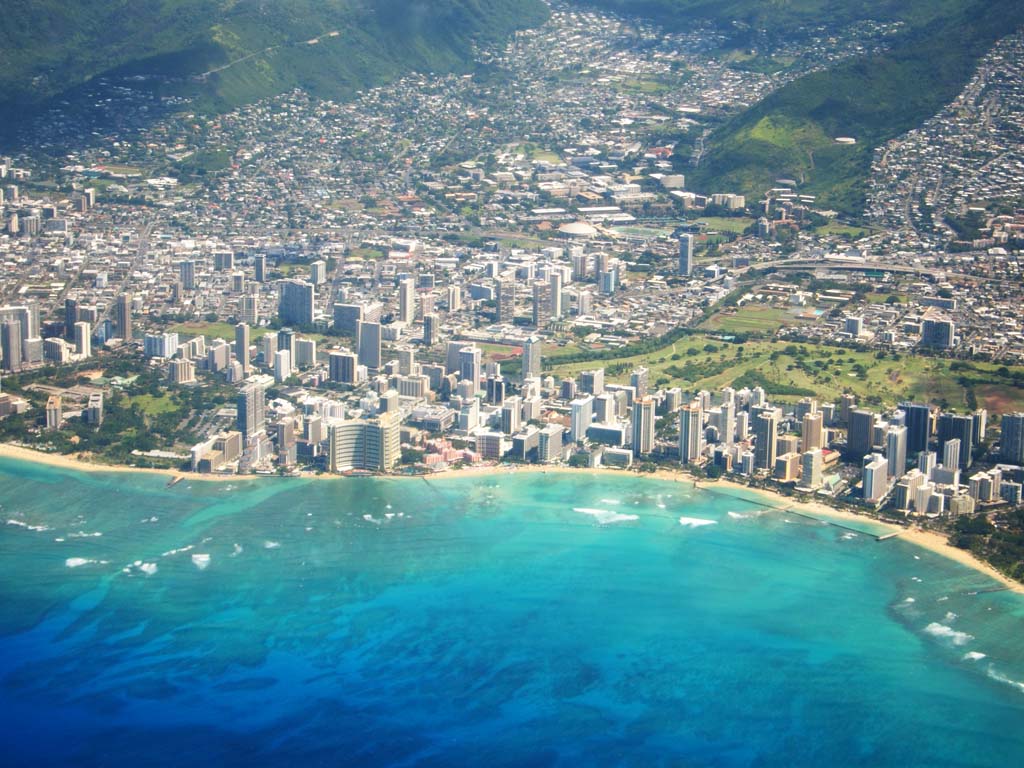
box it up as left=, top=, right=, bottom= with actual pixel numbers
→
left=0, top=0, right=547, bottom=122
left=582, top=0, right=1024, bottom=216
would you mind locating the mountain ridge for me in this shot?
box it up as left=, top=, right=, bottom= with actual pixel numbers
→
left=0, top=0, right=548, bottom=127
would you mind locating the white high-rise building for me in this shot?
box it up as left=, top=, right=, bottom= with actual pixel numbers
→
left=458, top=345, right=482, bottom=395
left=570, top=395, right=594, bottom=443
left=310, top=260, right=327, bottom=285
left=549, top=271, right=563, bottom=318
left=274, top=349, right=292, bottom=382
left=862, top=453, right=889, bottom=504
left=398, top=277, right=416, bottom=324
left=74, top=321, right=91, bottom=358
left=886, top=425, right=908, bottom=480
left=800, top=449, right=824, bottom=490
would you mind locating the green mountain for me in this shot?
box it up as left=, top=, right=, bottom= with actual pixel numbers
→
left=0, top=0, right=547, bottom=121
left=582, top=0, right=1024, bottom=216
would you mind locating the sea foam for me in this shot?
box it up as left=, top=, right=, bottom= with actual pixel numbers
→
left=678, top=516, right=717, bottom=528
left=161, top=545, right=194, bottom=557
left=963, top=651, right=987, bottom=661
left=6, top=519, right=49, bottom=532
left=987, top=666, right=1024, bottom=693
left=191, top=553, right=211, bottom=570
left=923, top=622, right=974, bottom=646
left=727, top=510, right=767, bottom=520
left=574, top=507, right=639, bottom=525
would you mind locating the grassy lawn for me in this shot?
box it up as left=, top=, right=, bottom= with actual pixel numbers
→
left=815, top=221, right=870, bottom=238
left=620, top=78, right=672, bottom=93
left=98, top=164, right=144, bottom=176
left=547, top=334, right=1024, bottom=412
left=169, top=321, right=273, bottom=341
left=696, top=216, right=754, bottom=234
left=529, top=148, right=562, bottom=163
left=864, top=292, right=905, bottom=304
left=130, top=393, right=179, bottom=417
left=478, top=342, right=522, bottom=362
left=699, top=305, right=805, bottom=335
left=347, top=246, right=385, bottom=260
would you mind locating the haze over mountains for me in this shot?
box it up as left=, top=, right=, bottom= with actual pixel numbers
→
left=2, top=0, right=1020, bottom=215
left=0, top=0, right=547, bottom=115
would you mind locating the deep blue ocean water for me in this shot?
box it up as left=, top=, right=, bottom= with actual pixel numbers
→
left=2, top=458, right=1024, bottom=767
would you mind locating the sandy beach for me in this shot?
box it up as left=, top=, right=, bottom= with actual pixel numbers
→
left=2, top=441, right=1020, bottom=593
left=0, top=442, right=237, bottom=483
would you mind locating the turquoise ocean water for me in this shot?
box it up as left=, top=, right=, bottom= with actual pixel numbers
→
left=2, top=457, right=1024, bottom=766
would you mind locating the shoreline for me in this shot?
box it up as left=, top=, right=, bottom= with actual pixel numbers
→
left=1, top=442, right=1020, bottom=593
left=0, top=443, right=238, bottom=483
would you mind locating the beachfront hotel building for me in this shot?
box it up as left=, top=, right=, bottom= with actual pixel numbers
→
left=570, top=395, right=594, bottom=443
left=631, top=397, right=655, bottom=457
left=328, top=414, right=401, bottom=473
left=753, top=410, right=778, bottom=471
left=679, top=403, right=704, bottom=465
left=237, top=382, right=267, bottom=440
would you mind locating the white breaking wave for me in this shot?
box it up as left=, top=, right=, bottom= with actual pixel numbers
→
left=903, top=597, right=916, bottom=604
left=68, top=531, right=102, bottom=538
left=923, top=622, right=974, bottom=646
left=944, top=611, right=959, bottom=622
left=678, top=516, right=717, bottom=528
left=963, top=651, right=987, bottom=661
left=123, top=560, right=159, bottom=576
left=574, top=507, right=639, bottom=525
left=840, top=532, right=858, bottom=540
left=231, top=543, right=243, bottom=557
left=65, top=557, right=107, bottom=568
left=191, top=553, right=211, bottom=570
left=600, top=499, right=621, bottom=505
left=263, top=540, right=281, bottom=549
left=727, top=510, right=767, bottom=520
left=6, top=519, right=50, bottom=532
left=362, top=514, right=383, bottom=525
left=987, top=666, right=1024, bottom=693
left=161, top=544, right=194, bottom=557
